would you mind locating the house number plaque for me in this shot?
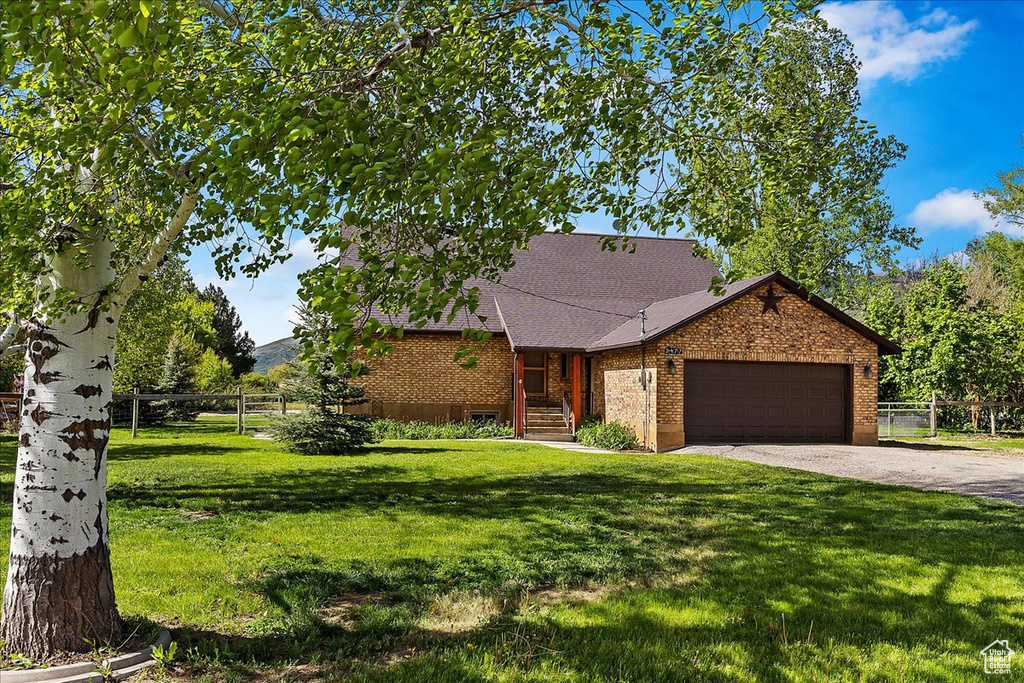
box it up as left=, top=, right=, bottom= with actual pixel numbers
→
left=664, top=347, right=684, bottom=355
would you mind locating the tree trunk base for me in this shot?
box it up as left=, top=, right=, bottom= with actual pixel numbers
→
left=1, top=543, right=121, bottom=658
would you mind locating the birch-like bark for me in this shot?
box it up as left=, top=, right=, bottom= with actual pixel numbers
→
left=0, top=318, right=21, bottom=352
left=1, top=241, right=122, bottom=657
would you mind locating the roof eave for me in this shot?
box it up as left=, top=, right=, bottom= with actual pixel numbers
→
left=586, top=271, right=902, bottom=356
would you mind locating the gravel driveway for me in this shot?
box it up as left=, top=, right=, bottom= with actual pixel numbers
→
left=670, top=442, right=1024, bottom=505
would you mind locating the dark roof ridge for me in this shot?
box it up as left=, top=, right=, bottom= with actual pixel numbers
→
left=541, top=230, right=699, bottom=243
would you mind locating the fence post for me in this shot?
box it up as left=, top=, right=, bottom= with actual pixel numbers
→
left=887, top=407, right=892, bottom=437
left=990, top=405, right=997, bottom=437
left=237, top=386, right=244, bottom=435
left=131, top=387, right=140, bottom=439
left=929, top=391, right=937, bottom=438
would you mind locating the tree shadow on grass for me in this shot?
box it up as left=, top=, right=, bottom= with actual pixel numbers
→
left=127, top=464, right=1024, bottom=681
left=107, top=443, right=241, bottom=462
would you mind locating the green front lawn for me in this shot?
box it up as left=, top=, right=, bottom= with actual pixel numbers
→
left=1, top=421, right=1022, bottom=682
left=883, top=433, right=1024, bottom=457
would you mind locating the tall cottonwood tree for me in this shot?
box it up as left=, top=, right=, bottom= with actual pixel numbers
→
left=1, top=0, right=894, bottom=656
left=709, top=17, right=916, bottom=306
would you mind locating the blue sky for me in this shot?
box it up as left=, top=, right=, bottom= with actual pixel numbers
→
left=188, top=0, right=1024, bottom=346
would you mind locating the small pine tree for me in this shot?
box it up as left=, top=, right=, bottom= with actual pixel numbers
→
left=154, top=333, right=199, bottom=421
left=271, top=305, right=372, bottom=454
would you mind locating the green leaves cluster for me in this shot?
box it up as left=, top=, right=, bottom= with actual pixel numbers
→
left=114, top=257, right=214, bottom=392
left=712, top=16, right=915, bottom=305
left=115, top=257, right=252, bottom=393
left=866, top=236, right=1024, bottom=407
left=1, top=0, right=899, bottom=368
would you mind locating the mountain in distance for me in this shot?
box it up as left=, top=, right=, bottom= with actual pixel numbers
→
left=253, top=337, right=300, bottom=374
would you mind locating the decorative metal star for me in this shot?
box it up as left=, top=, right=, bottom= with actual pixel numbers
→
left=757, top=284, right=785, bottom=315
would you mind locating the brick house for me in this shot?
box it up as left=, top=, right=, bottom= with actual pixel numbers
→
left=348, top=232, right=899, bottom=450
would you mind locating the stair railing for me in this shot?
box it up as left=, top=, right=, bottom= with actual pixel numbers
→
left=562, top=391, right=575, bottom=434
left=519, top=380, right=527, bottom=437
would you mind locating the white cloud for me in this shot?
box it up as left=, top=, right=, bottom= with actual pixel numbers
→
left=289, top=236, right=340, bottom=264
left=909, top=188, right=1020, bottom=236
left=192, top=272, right=237, bottom=290
left=819, top=1, right=977, bottom=85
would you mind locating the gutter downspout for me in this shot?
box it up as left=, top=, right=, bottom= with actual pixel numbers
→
left=641, top=342, right=650, bottom=451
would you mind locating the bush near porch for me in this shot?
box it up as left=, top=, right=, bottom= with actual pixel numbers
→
left=1, top=419, right=1021, bottom=682
left=574, top=415, right=641, bottom=451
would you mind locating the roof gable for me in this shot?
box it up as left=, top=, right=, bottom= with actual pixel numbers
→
left=588, top=272, right=901, bottom=355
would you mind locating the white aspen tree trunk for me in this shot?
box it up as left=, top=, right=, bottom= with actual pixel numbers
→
left=1, top=242, right=122, bottom=657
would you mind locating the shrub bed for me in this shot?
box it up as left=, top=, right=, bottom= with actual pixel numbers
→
left=370, top=419, right=512, bottom=440
left=575, top=415, right=640, bottom=451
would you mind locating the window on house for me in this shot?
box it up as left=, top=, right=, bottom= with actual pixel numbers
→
left=560, top=353, right=568, bottom=379
left=523, top=351, right=546, bottom=396
left=469, top=411, right=500, bottom=424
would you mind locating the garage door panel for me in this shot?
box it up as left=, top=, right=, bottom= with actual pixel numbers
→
left=685, top=361, right=848, bottom=444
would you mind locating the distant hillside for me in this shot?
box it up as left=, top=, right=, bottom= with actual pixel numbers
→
left=253, top=337, right=299, bottom=374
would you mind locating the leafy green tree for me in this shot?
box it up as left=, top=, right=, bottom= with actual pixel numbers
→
left=966, top=232, right=1024, bottom=304
left=867, top=260, right=1024, bottom=412
left=194, top=348, right=235, bottom=393
left=981, top=153, right=1024, bottom=232
left=239, top=372, right=278, bottom=394
left=712, top=17, right=916, bottom=306
left=114, top=256, right=198, bottom=391
left=0, top=353, right=20, bottom=393
left=0, top=0, right=895, bottom=655
left=198, top=284, right=256, bottom=376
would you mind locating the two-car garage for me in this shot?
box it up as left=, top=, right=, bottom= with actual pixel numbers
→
left=587, top=272, right=900, bottom=450
left=683, top=361, right=850, bottom=444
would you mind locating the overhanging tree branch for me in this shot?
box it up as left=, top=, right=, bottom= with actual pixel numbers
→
left=0, top=344, right=26, bottom=359
left=0, top=318, right=22, bottom=352
left=196, top=0, right=245, bottom=30
left=116, top=189, right=200, bottom=301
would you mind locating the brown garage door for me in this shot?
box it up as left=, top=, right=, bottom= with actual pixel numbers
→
left=684, top=361, right=848, bottom=444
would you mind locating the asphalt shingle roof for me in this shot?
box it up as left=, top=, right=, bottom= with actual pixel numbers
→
left=361, top=232, right=721, bottom=349
left=588, top=271, right=902, bottom=355
left=587, top=273, right=776, bottom=351
left=348, top=234, right=899, bottom=354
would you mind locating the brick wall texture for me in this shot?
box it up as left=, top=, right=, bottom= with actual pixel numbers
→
left=353, top=284, right=880, bottom=448
left=600, top=284, right=879, bottom=450
left=349, top=333, right=514, bottom=423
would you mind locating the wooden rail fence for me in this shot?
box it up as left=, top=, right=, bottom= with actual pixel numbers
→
left=0, top=389, right=287, bottom=437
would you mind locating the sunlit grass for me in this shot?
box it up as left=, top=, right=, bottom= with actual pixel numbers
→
left=1, top=420, right=1021, bottom=681
left=884, top=432, right=1024, bottom=457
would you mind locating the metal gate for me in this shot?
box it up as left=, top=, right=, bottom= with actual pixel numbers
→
left=877, top=402, right=931, bottom=437
left=242, top=394, right=283, bottom=435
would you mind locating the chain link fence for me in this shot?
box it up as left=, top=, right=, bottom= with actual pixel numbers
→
left=878, top=402, right=932, bottom=438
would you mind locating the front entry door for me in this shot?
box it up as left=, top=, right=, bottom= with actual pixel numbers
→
left=523, top=351, right=547, bottom=397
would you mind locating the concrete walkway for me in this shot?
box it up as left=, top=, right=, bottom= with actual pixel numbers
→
left=670, top=442, right=1024, bottom=505
left=526, top=440, right=615, bottom=454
